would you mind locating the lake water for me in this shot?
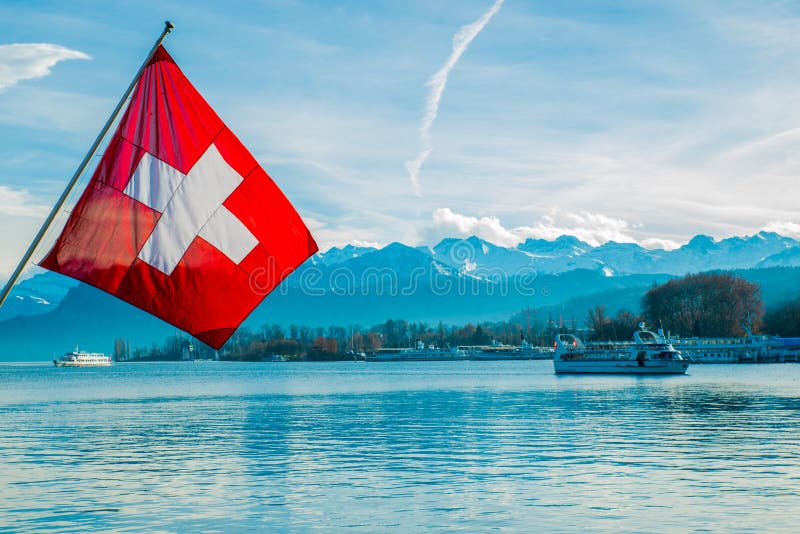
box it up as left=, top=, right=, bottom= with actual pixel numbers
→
left=1, top=361, right=800, bottom=532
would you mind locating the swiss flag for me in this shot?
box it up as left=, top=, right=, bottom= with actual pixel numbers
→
left=40, top=46, right=318, bottom=349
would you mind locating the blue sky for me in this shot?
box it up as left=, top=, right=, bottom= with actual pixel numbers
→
left=2, top=0, right=800, bottom=277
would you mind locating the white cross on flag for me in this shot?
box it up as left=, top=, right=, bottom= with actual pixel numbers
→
left=41, top=46, right=318, bottom=348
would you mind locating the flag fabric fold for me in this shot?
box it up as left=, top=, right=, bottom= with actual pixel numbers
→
left=41, top=46, right=318, bottom=349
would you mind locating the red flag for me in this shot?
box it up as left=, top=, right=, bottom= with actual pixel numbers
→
left=40, top=46, right=318, bottom=348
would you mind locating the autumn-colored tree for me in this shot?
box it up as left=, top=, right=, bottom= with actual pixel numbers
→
left=364, top=332, right=382, bottom=351
left=309, top=336, right=339, bottom=359
left=642, top=272, right=763, bottom=337
left=449, top=324, right=477, bottom=346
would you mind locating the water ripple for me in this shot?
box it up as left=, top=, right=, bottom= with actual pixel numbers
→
left=1, top=361, right=800, bottom=532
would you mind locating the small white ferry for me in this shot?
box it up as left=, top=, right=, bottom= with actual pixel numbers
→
left=53, top=346, right=112, bottom=367
left=554, top=324, right=688, bottom=374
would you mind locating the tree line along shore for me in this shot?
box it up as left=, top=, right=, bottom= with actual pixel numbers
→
left=114, top=272, right=800, bottom=362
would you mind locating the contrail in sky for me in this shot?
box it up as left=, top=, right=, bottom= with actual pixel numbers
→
left=406, top=0, right=504, bottom=196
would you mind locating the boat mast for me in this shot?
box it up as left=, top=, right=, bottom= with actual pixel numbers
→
left=0, top=21, right=175, bottom=310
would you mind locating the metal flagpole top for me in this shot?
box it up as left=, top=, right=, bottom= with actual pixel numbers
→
left=158, top=21, right=175, bottom=45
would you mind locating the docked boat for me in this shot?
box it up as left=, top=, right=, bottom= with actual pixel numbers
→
left=554, top=324, right=688, bottom=374
left=670, top=328, right=771, bottom=363
left=53, top=346, right=112, bottom=367
left=368, top=340, right=468, bottom=362
left=461, top=336, right=553, bottom=360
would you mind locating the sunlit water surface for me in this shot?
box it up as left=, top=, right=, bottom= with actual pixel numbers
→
left=1, top=361, right=800, bottom=532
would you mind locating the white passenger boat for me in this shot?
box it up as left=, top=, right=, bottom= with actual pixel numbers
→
left=53, top=346, right=112, bottom=367
left=554, top=325, right=688, bottom=374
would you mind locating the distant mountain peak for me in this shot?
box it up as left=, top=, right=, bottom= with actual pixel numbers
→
left=686, top=234, right=716, bottom=247
left=746, top=230, right=786, bottom=243
left=314, top=243, right=377, bottom=266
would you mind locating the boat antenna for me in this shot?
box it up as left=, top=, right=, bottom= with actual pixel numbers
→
left=0, top=21, right=175, bottom=310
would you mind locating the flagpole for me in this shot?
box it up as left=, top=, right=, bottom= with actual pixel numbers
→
left=0, top=21, right=175, bottom=310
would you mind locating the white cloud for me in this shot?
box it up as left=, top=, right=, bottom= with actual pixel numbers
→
left=405, top=0, right=504, bottom=196
left=426, top=207, right=522, bottom=247
left=0, top=186, right=48, bottom=217
left=719, top=126, right=800, bottom=162
left=303, top=216, right=387, bottom=251
left=0, top=187, right=50, bottom=280
left=641, top=238, right=682, bottom=251
left=0, top=43, right=90, bottom=91
left=424, top=208, right=683, bottom=249
left=0, top=218, right=48, bottom=282
left=0, top=87, right=112, bottom=134
left=763, top=221, right=800, bottom=240
left=350, top=239, right=381, bottom=249
left=522, top=211, right=637, bottom=246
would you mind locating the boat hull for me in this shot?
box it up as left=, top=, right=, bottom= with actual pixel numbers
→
left=53, top=360, right=111, bottom=368
left=554, top=359, right=688, bottom=374
left=368, top=355, right=469, bottom=362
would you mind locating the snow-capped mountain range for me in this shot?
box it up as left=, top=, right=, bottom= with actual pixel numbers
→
left=4, top=231, right=799, bottom=321
left=312, top=231, right=800, bottom=278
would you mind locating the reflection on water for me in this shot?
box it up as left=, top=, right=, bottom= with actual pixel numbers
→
left=1, top=362, right=800, bottom=532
